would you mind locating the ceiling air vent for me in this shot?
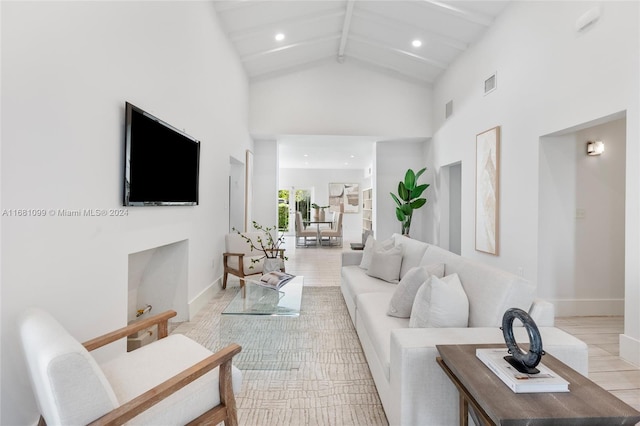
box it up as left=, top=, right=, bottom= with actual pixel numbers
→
left=445, top=100, right=454, bottom=119
left=484, top=72, right=497, bottom=95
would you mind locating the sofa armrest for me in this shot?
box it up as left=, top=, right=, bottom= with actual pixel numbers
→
left=529, top=298, right=555, bottom=327
left=342, top=251, right=363, bottom=267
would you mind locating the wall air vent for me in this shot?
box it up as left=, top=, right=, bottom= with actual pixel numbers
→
left=445, top=100, right=454, bottom=119
left=484, top=72, right=497, bottom=95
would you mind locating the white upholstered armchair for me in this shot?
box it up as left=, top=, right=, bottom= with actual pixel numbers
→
left=18, top=308, right=242, bottom=426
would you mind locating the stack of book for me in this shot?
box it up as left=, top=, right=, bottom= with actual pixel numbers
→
left=476, top=348, right=570, bottom=393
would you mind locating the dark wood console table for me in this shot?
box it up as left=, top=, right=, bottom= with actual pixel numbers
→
left=436, top=344, right=640, bottom=426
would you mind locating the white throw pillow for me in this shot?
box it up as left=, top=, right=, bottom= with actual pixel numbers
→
left=409, top=273, right=469, bottom=328
left=359, top=235, right=394, bottom=270
left=387, top=264, right=445, bottom=318
left=365, top=245, right=403, bottom=283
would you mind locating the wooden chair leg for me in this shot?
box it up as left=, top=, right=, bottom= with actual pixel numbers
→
left=220, top=360, right=238, bottom=426
left=222, top=272, right=228, bottom=289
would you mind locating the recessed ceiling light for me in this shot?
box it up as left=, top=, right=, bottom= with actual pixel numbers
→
left=303, top=154, right=308, bottom=157
left=350, top=155, right=355, bottom=158
left=275, top=33, right=285, bottom=41
left=412, top=39, right=422, bottom=48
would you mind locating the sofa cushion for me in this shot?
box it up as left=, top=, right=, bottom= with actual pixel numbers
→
left=420, top=244, right=535, bottom=327
left=409, top=274, right=469, bottom=328
left=392, top=234, right=430, bottom=278
left=342, top=265, right=397, bottom=304
left=357, top=292, right=409, bottom=380
left=360, top=236, right=394, bottom=270
left=366, top=245, right=403, bottom=283
left=387, top=264, right=445, bottom=318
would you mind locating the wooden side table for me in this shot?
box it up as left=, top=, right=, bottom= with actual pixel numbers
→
left=437, top=344, right=640, bottom=426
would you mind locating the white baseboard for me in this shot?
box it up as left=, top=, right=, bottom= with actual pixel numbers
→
left=188, top=278, right=222, bottom=320
left=552, top=298, right=624, bottom=317
left=620, top=334, right=640, bottom=367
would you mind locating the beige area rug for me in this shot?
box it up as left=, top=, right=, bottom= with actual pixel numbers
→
left=172, top=286, right=388, bottom=426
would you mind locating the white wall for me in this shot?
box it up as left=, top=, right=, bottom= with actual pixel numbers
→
left=250, top=61, right=432, bottom=138
left=539, top=118, right=626, bottom=316
left=375, top=140, right=431, bottom=241
left=431, top=1, right=639, bottom=363
left=1, top=2, right=250, bottom=423
left=249, top=59, right=434, bottom=245
left=279, top=168, right=366, bottom=242
left=253, top=140, right=279, bottom=229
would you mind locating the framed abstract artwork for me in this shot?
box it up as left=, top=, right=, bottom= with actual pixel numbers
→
left=475, top=126, right=500, bottom=255
left=328, top=183, right=359, bottom=214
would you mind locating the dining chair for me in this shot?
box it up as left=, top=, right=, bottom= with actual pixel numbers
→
left=320, top=212, right=343, bottom=247
left=295, top=212, right=317, bottom=247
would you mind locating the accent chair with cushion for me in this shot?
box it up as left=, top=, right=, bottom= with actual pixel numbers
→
left=223, top=231, right=286, bottom=289
left=18, top=308, right=242, bottom=426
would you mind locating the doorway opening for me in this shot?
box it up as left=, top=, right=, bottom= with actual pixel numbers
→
left=229, top=156, right=245, bottom=233
left=538, top=113, right=626, bottom=316
left=440, top=162, right=462, bottom=255
left=278, top=188, right=312, bottom=236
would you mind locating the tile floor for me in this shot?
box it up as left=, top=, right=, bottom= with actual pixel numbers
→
left=226, top=234, right=640, bottom=411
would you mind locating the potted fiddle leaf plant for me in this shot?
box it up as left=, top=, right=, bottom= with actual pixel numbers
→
left=390, top=167, right=428, bottom=236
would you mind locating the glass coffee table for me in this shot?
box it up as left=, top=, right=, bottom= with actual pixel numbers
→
left=220, top=276, right=304, bottom=370
left=222, top=275, right=303, bottom=316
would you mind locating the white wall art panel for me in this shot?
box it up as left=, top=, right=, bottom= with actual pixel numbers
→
left=475, top=126, right=500, bottom=255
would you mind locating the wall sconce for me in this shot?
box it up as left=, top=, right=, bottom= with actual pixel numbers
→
left=587, top=140, right=604, bottom=156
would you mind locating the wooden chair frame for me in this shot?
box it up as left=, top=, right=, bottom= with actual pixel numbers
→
left=222, top=248, right=285, bottom=290
left=35, top=310, right=241, bottom=426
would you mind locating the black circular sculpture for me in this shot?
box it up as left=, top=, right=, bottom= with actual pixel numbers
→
left=501, top=308, right=545, bottom=374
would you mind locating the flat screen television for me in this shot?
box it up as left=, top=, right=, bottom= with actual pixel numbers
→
left=123, top=102, right=200, bottom=206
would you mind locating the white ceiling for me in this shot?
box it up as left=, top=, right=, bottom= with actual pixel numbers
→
left=213, top=0, right=511, bottom=168
left=278, top=135, right=377, bottom=169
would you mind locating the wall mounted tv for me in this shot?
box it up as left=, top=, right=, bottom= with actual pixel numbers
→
left=124, top=102, right=200, bottom=206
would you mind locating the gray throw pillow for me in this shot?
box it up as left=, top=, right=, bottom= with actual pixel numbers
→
left=387, top=264, right=445, bottom=318
left=359, top=236, right=394, bottom=270
left=366, top=245, right=403, bottom=283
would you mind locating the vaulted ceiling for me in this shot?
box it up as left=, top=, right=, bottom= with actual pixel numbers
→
left=213, top=0, right=510, bottom=85
left=213, top=1, right=510, bottom=169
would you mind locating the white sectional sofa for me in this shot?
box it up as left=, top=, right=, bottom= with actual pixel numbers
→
left=341, top=234, right=589, bottom=426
